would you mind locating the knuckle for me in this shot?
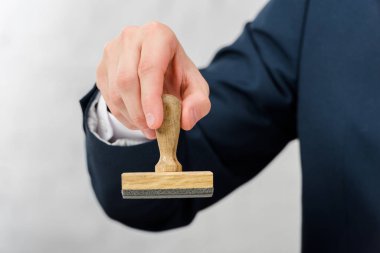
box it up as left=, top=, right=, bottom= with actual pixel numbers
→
left=145, top=21, right=175, bottom=38
left=120, top=26, right=137, bottom=39
left=103, top=41, right=112, bottom=56
left=202, top=80, right=210, bottom=96
left=130, top=114, right=147, bottom=127
left=103, top=38, right=118, bottom=55
left=103, top=41, right=111, bottom=51
left=95, top=64, right=104, bottom=80
left=163, top=28, right=176, bottom=43
left=126, top=124, right=138, bottom=130
left=122, top=119, right=137, bottom=130
left=195, top=75, right=210, bottom=96
left=120, top=116, right=138, bottom=130
left=109, top=92, right=122, bottom=106
left=120, top=27, right=139, bottom=45
left=204, top=96, right=211, bottom=108
left=199, top=94, right=211, bottom=113
left=111, top=109, right=123, bottom=119
left=145, top=21, right=164, bottom=30
left=138, top=61, right=158, bottom=77
left=108, top=91, right=118, bottom=101
left=205, top=98, right=211, bottom=113
left=115, top=71, right=137, bottom=90
left=95, top=65, right=101, bottom=78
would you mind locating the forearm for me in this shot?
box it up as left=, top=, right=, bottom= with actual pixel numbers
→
left=80, top=0, right=307, bottom=231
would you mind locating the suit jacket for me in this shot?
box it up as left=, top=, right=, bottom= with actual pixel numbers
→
left=80, top=0, right=380, bottom=252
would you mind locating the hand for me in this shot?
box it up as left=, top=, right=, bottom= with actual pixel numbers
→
left=96, top=22, right=211, bottom=139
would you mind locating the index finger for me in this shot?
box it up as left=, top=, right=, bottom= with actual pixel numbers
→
left=138, top=23, right=178, bottom=129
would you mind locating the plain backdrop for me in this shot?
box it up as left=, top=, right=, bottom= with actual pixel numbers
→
left=0, top=0, right=302, bottom=252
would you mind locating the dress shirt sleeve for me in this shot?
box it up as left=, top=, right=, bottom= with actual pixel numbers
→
left=87, top=92, right=149, bottom=146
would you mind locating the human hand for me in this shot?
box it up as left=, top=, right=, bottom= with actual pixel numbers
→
left=96, top=22, right=211, bottom=139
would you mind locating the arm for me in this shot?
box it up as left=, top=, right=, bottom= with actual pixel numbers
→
left=80, top=0, right=308, bottom=231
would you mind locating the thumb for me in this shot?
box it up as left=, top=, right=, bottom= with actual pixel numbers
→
left=181, top=90, right=211, bottom=131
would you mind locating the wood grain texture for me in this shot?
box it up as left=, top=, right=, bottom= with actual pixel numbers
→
left=155, top=94, right=182, bottom=172
left=121, top=94, right=214, bottom=198
left=122, top=171, right=213, bottom=190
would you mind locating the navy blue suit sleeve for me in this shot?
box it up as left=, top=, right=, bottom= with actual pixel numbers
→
left=80, top=0, right=308, bottom=231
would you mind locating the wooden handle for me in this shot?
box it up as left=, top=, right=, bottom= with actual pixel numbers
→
left=155, top=94, right=182, bottom=173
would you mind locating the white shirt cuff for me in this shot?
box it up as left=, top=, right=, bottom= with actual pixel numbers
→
left=87, top=93, right=149, bottom=146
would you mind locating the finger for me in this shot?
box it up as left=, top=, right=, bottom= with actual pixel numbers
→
left=115, top=30, right=148, bottom=130
left=138, top=23, right=178, bottom=129
left=104, top=92, right=138, bottom=130
left=163, top=59, right=182, bottom=98
left=181, top=71, right=211, bottom=130
left=141, top=128, right=156, bottom=140
left=95, top=59, right=107, bottom=93
left=103, top=39, right=135, bottom=127
left=97, top=45, right=135, bottom=129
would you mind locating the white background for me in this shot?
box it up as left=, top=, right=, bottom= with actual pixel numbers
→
left=0, top=0, right=301, bottom=252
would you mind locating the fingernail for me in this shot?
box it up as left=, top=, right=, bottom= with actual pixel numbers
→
left=146, top=113, right=155, bottom=128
